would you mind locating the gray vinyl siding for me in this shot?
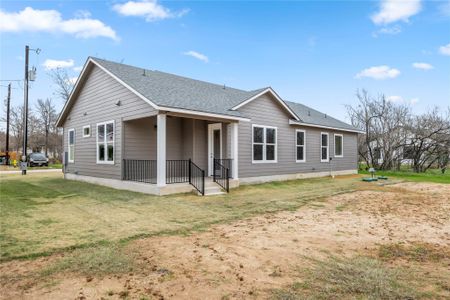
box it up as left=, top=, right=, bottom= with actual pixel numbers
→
left=237, top=94, right=357, bottom=178
left=63, top=65, right=156, bottom=179
left=122, top=116, right=229, bottom=173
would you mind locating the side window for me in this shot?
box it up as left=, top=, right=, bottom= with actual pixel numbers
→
left=321, top=132, right=329, bottom=162
left=68, top=129, right=75, bottom=163
left=334, top=134, right=343, bottom=157
left=252, top=125, right=277, bottom=163
left=97, top=121, right=115, bottom=164
left=296, top=130, right=306, bottom=162
left=83, top=125, right=91, bottom=138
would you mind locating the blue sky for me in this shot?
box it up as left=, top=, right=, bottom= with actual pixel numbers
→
left=1, top=0, right=449, bottom=130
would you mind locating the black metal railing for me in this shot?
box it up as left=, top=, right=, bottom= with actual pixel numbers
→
left=166, top=160, right=190, bottom=184
left=189, top=159, right=205, bottom=195
left=213, top=159, right=229, bottom=193
left=122, top=159, right=157, bottom=184
left=123, top=158, right=205, bottom=195
left=214, top=158, right=232, bottom=178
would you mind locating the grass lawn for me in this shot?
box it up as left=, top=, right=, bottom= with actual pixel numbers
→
left=359, top=168, right=450, bottom=184
left=0, top=172, right=366, bottom=261
left=0, top=163, right=63, bottom=171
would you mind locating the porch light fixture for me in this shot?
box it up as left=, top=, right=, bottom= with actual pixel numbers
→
left=115, top=100, right=121, bottom=106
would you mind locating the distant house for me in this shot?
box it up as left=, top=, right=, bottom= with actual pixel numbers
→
left=56, top=58, right=362, bottom=195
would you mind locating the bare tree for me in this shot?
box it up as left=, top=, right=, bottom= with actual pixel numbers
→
left=35, top=98, right=57, bottom=156
left=346, top=89, right=410, bottom=170
left=49, top=68, right=74, bottom=102
left=404, top=108, right=450, bottom=173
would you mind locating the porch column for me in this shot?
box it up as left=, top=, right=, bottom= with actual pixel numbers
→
left=157, top=113, right=166, bottom=187
left=230, top=122, right=239, bottom=179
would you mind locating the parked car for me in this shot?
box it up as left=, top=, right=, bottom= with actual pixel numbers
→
left=28, top=153, right=49, bottom=167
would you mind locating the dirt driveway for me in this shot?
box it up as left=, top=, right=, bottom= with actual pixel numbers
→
left=1, top=181, right=449, bottom=299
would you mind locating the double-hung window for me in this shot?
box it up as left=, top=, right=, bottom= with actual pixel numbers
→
left=68, top=129, right=75, bottom=163
left=296, top=130, right=306, bottom=162
left=334, top=134, right=343, bottom=157
left=321, top=132, right=329, bottom=162
left=253, top=125, right=277, bottom=163
left=97, top=120, right=114, bottom=164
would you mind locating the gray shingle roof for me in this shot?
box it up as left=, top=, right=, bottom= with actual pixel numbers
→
left=92, top=57, right=359, bottom=132
left=92, top=57, right=263, bottom=118
left=284, top=101, right=359, bottom=132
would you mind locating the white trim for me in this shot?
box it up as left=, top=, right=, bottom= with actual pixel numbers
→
left=295, top=129, right=306, bottom=163
left=82, top=125, right=91, bottom=138
left=230, top=122, right=239, bottom=179
left=56, top=59, right=91, bottom=127
left=334, top=133, right=344, bottom=158
left=162, top=107, right=250, bottom=122
left=252, top=124, right=278, bottom=163
left=68, top=128, right=75, bottom=163
left=320, top=132, right=329, bottom=162
left=231, top=87, right=300, bottom=121
left=156, top=114, right=166, bottom=187
left=289, top=119, right=364, bottom=134
left=96, top=120, right=115, bottom=165
left=208, top=123, right=222, bottom=176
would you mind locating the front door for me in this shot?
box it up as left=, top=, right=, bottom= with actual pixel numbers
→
left=208, top=123, right=222, bottom=176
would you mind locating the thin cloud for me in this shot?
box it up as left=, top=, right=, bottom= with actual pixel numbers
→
left=412, top=62, right=433, bottom=70
left=387, top=95, right=419, bottom=105
left=439, top=43, right=450, bottom=56
left=372, top=25, right=402, bottom=37
left=43, top=59, right=75, bottom=70
left=113, top=0, right=189, bottom=22
left=73, top=66, right=83, bottom=72
left=355, top=65, right=400, bottom=80
left=0, top=7, right=118, bottom=41
left=183, top=51, right=209, bottom=63
left=371, top=0, right=422, bottom=25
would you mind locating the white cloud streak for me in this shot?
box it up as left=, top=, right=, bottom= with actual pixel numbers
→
left=183, top=51, right=209, bottom=63
left=371, top=0, right=422, bottom=25
left=412, top=62, right=433, bottom=70
left=387, top=95, right=419, bottom=105
left=43, top=59, right=75, bottom=70
left=0, top=7, right=118, bottom=41
left=439, top=43, right=450, bottom=56
left=113, top=0, right=189, bottom=22
left=355, top=65, right=400, bottom=80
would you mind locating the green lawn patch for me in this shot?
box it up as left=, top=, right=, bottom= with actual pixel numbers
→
left=0, top=172, right=364, bottom=261
left=359, top=168, right=450, bottom=184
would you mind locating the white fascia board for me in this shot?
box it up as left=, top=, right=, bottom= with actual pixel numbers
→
left=231, top=87, right=300, bottom=121
left=160, top=106, right=251, bottom=122
left=56, top=58, right=160, bottom=127
left=56, top=59, right=91, bottom=127
left=90, top=58, right=159, bottom=110
left=289, top=119, right=365, bottom=134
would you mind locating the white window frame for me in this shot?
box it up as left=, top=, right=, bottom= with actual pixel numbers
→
left=334, top=134, right=344, bottom=158
left=82, top=125, right=91, bottom=138
left=68, top=128, right=75, bottom=163
left=96, top=120, right=115, bottom=165
left=252, top=124, right=277, bottom=163
left=295, top=129, right=306, bottom=163
left=320, top=132, right=329, bottom=162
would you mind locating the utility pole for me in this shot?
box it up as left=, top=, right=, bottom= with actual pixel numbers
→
left=22, top=45, right=29, bottom=175
left=5, top=83, right=11, bottom=165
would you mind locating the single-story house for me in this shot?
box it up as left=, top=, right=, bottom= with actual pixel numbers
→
left=56, top=57, right=362, bottom=195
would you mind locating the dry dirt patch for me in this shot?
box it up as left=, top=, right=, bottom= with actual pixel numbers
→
left=1, top=182, right=449, bottom=299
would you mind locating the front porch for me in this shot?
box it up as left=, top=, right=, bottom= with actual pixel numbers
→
left=121, top=113, right=239, bottom=195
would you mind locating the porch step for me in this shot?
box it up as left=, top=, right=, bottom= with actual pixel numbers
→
left=198, top=183, right=226, bottom=196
